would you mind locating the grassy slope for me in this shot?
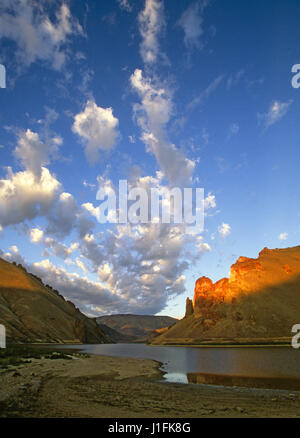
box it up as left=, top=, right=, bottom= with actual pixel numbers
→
left=0, top=258, right=109, bottom=344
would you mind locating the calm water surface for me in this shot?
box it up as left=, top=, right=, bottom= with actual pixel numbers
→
left=59, top=343, right=300, bottom=386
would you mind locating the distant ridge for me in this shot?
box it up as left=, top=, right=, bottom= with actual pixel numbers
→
left=97, top=314, right=177, bottom=341
left=152, top=245, right=300, bottom=345
left=0, top=257, right=111, bottom=344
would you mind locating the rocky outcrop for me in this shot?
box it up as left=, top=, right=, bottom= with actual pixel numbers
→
left=153, top=245, right=300, bottom=344
left=185, top=298, right=194, bottom=317
left=192, top=277, right=229, bottom=312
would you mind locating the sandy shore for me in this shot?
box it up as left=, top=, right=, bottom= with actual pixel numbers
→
left=1, top=354, right=300, bottom=418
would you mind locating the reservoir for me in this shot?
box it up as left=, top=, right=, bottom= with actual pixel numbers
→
left=58, top=343, right=300, bottom=389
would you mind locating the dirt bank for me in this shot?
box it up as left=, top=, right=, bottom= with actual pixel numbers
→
left=1, top=354, right=300, bottom=418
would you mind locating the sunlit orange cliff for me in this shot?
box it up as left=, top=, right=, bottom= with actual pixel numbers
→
left=152, top=245, right=300, bottom=345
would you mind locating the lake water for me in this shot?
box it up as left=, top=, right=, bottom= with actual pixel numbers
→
left=58, top=343, right=300, bottom=390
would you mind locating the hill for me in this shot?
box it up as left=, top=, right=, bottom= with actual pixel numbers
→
left=97, top=314, right=177, bottom=341
left=0, top=257, right=110, bottom=344
left=96, top=323, right=135, bottom=343
left=152, top=246, right=300, bottom=345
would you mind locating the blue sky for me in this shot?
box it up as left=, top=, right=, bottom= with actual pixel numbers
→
left=0, top=0, right=300, bottom=318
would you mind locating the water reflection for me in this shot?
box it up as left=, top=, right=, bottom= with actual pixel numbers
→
left=57, top=343, right=300, bottom=388
left=187, top=372, right=300, bottom=391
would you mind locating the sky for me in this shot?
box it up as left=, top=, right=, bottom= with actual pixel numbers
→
left=0, top=0, right=300, bottom=318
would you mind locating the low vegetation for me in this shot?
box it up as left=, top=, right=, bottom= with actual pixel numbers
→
left=0, top=345, right=74, bottom=368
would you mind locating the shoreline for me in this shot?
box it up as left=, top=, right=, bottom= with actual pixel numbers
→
left=151, top=343, right=292, bottom=348
left=16, top=341, right=292, bottom=349
left=1, top=350, right=300, bottom=417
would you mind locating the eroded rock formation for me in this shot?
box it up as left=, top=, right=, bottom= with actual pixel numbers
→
left=154, top=245, right=300, bottom=343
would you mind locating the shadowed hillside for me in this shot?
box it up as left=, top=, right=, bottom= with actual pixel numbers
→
left=152, top=246, right=300, bottom=345
left=0, top=258, right=110, bottom=344
left=97, top=314, right=177, bottom=341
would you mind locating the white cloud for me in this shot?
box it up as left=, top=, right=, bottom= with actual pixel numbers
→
left=258, top=100, right=292, bottom=130
left=218, top=222, right=231, bottom=238
left=0, top=1, right=83, bottom=71
left=278, top=232, right=288, bottom=241
left=0, top=167, right=61, bottom=227
left=78, top=173, right=212, bottom=313
left=30, top=228, right=44, bottom=243
left=2, top=167, right=214, bottom=315
left=9, top=245, right=19, bottom=254
left=177, top=0, right=209, bottom=50
left=0, top=125, right=95, bottom=240
left=72, top=100, right=119, bottom=164
left=138, top=0, right=165, bottom=64
left=75, top=258, right=88, bottom=273
left=43, top=237, right=73, bottom=259
left=14, top=129, right=61, bottom=180
left=30, top=225, right=80, bottom=259
left=46, top=192, right=78, bottom=237
left=131, top=69, right=195, bottom=185
left=204, top=193, right=216, bottom=210
left=31, top=259, right=121, bottom=313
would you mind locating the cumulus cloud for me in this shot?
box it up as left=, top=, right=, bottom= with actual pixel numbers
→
left=3, top=246, right=28, bottom=267
left=0, top=1, right=83, bottom=71
left=72, top=173, right=212, bottom=314
left=30, top=228, right=44, bottom=243
left=44, top=237, right=76, bottom=259
left=218, top=222, right=231, bottom=238
left=131, top=69, right=195, bottom=185
left=31, top=259, right=122, bottom=314
left=177, top=0, right=209, bottom=50
left=0, top=124, right=96, bottom=242
left=204, top=193, right=216, bottom=211
left=278, top=232, right=288, bottom=241
left=14, top=129, right=62, bottom=180
left=30, top=226, right=79, bottom=259
left=46, top=192, right=78, bottom=237
left=72, top=100, right=120, bottom=164
left=258, top=100, right=292, bottom=130
left=2, top=166, right=215, bottom=314
left=138, top=0, right=165, bottom=64
left=0, top=124, right=65, bottom=228
left=0, top=167, right=61, bottom=227
left=0, top=0, right=216, bottom=316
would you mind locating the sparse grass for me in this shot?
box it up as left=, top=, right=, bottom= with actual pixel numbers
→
left=0, top=345, right=74, bottom=368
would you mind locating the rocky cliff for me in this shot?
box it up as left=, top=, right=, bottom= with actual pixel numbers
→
left=0, top=257, right=110, bottom=344
left=152, top=246, right=300, bottom=345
